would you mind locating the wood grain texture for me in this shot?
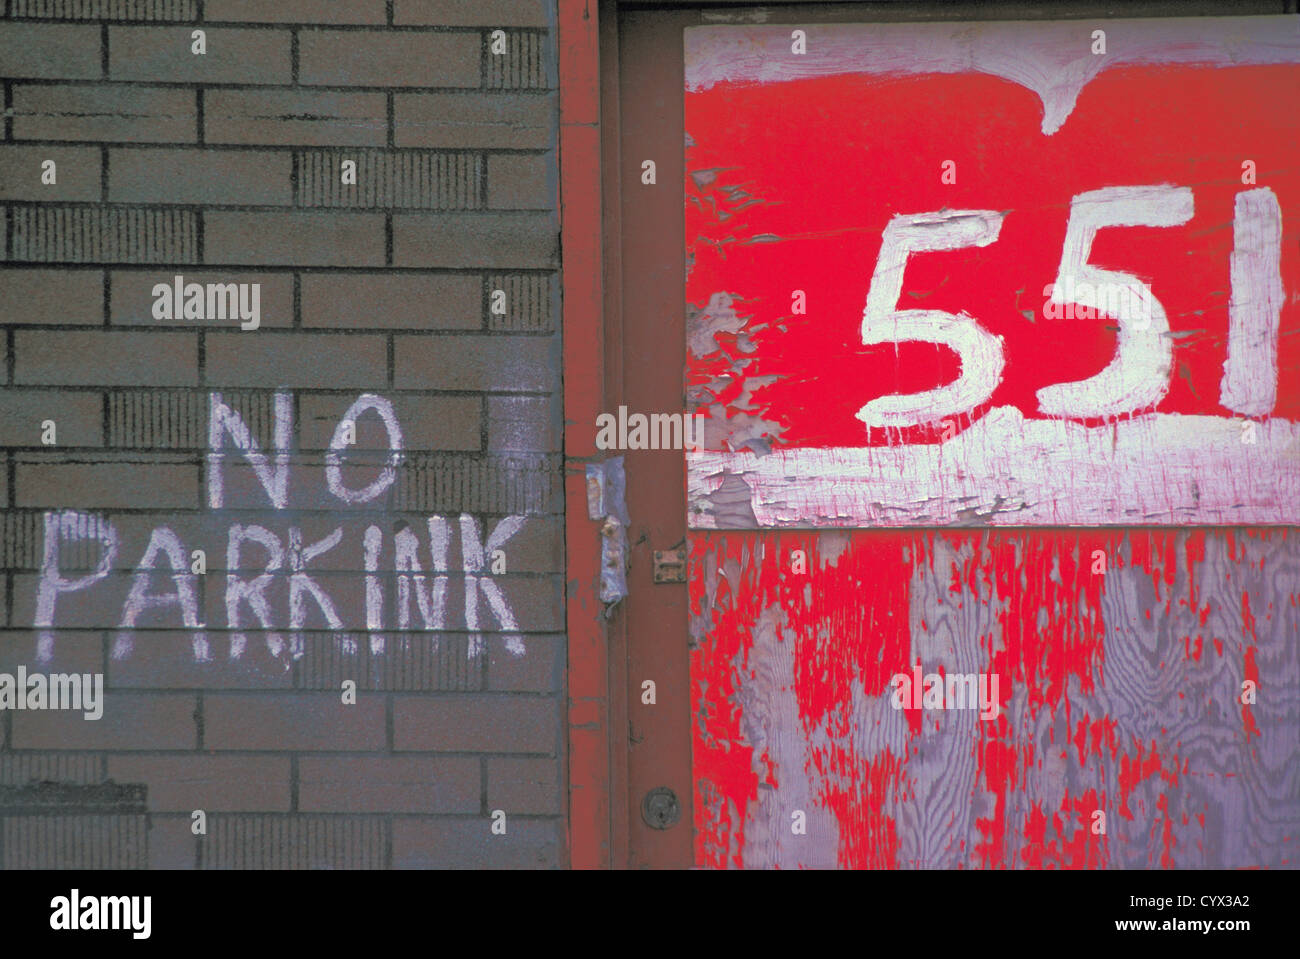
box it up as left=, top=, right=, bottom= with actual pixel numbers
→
left=689, top=529, right=1299, bottom=868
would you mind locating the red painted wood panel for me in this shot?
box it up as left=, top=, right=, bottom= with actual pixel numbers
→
left=684, top=17, right=1300, bottom=868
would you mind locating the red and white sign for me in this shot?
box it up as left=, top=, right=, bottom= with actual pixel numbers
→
left=684, top=17, right=1300, bottom=527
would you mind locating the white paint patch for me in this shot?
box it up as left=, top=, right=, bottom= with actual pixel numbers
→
left=859, top=210, right=1006, bottom=428
left=1221, top=188, right=1284, bottom=417
left=1037, top=185, right=1193, bottom=419
left=685, top=17, right=1300, bottom=135
left=688, top=408, right=1300, bottom=528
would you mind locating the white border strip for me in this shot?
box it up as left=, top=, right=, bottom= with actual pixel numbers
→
left=687, top=409, right=1300, bottom=528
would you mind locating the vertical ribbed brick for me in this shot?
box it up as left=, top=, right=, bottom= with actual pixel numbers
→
left=296, top=150, right=482, bottom=209
left=486, top=31, right=549, bottom=89
left=486, top=273, right=555, bottom=331
left=10, top=207, right=198, bottom=263
left=201, top=816, right=389, bottom=869
left=2, top=816, right=149, bottom=869
left=9, top=0, right=198, bottom=18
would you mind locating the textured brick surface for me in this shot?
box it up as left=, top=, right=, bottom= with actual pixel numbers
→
left=109, top=149, right=292, bottom=206
left=0, top=23, right=102, bottom=80
left=394, top=694, right=558, bottom=753
left=109, top=27, right=292, bottom=84
left=392, top=816, right=560, bottom=869
left=393, top=212, right=558, bottom=268
left=301, top=273, right=482, bottom=330
left=395, top=0, right=551, bottom=27
left=205, top=332, right=387, bottom=388
left=206, top=0, right=386, bottom=24
left=0, top=0, right=563, bottom=871
left=299, top=30, right=480, bottom=89
left=396, top=93, right=554, bottom=149
left=12, top=85, right=197, bottom=143
left=107, top=755, right=292, bottom=812
left=204, top=694, right=387, bottom=751
left=487, top=756, right=561, bottom=814
left=11, top=694, right=198, bottom=750
left=205, top=90, right=387, bottom=147
left=0, top=390, right=104, bottom=447
left=488, top=153, right=553, bottom=209
left=298, top=756, right=480, bottom=813
left=394, top=334, right=559, bottom=392
left=0, top=270, right=103, bottom=325
left=14, top=330, right=198, bottom=386
left=205, top=211, right=386, bottom=266
left=0, top=146, right=102, bottom=202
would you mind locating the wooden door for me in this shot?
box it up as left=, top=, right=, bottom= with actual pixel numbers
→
left=614, top=2, right=1299, bottom=869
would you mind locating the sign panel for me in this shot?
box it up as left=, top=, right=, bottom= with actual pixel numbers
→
left=684, top=17, right=1300, bottom=528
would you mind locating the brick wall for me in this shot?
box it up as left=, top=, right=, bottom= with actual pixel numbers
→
left=0, top=0, right=564, bottom=869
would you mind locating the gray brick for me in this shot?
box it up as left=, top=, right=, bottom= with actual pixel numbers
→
left=8, top=0, right=198, bottom=18
left=204, top=693, right=386, bottom=750
left=205, top=211, right=385, bottom=266
left=11, top=693, right=198, bottom=750
left=0, top=270, right=103, bottom=326
left=108, top=631, right=297, bottom=690
left=300, top=392, right=481, bottom=452
left=109, top=26, right=291, bottom=83
left=12, top=84, right=196, bottom=143
left=487, top=395, right=559, bottom=452
left=107, top=755, right=291, bottom=812
left=395, top=93, right=553, bottom=149
left=394, top=452, right=562, bottom=515
left=11, top=207, right=198, bottom=263
left=296, top=150, right=481, bottom=209
left=202, top=815, right=388, bottom=869
left=293, top=630, right=483, bottom=692
left=393, top=693, right=558, bottom=752
left=392, top=816, right=559, bottom=869
left=486, top=273, right=554, bottom=332
left=0, top=146, right=102, bottom=202
left=301, top=273, right=481, bottom=330
left=13, top=457, right=198, bottom=508
left=394, top=0, right=550, bottom=27
left=300, top=30, right=479, bottom=88
left=486, top=31, right=548, bottom=90
left=109, top=149, right=291, bottom=205
left=110, top=271, right=293, bottom=327
left=393, top=212, right=557, bottom=269
left=298, top=756, right=479, bottom=813
left=0, top=629, right=103, bottom=675
left=487, top=153, right=552, bottom=210
left=205, top=0, right=386, bottom=24
left=205, top=90, right=386, bottom=147
left=14, top=330, right=197, bottom=386
left=0, top=390, right=103, bottom=447
left=205, top=332, right=386, bottom=389
left=147, top=816, right=197, bottom=870
left=0, top=752, right=103, bottom=786
left=394, top=333, right=557, bottom=392
left=487, top=756, right=559, bottom=814
left=0, top=23, right=101, bottom=80
left=2, top=816, right=149, bottom=869
left=487, top=634, right=561, bottom=692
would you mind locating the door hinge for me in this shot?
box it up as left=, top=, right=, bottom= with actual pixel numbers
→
left=652, top=546, right=686, bottom=584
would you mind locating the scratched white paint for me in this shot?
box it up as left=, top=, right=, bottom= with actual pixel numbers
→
left=685, top=17, right=1300, bottom=136
left=688, top=408, right=1300, bottom=528
left=1037, top=185, right=1193, bottom=419
left=1222, top=188, right=1285, bottom=417
left=207, top=392, right=292, bottom=510
left=326, top=393, right=404, bottom=504
left=858, top=210, right=1006, bottom=428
